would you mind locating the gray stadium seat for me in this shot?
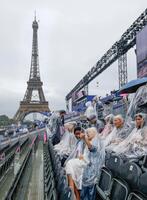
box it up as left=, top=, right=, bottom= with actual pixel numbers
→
left=142, top=155, right=147, bottom=172
left=139, top=172, right=147, bottom=195
left=105, top=155, right=123, bottom=177
left=96, top=167, right=113, bottom=200
left=127, top=192, right=147, bottom=200
left=121, top=162, right=142, bottom=189
left=108, top=178, right=130, bottom=200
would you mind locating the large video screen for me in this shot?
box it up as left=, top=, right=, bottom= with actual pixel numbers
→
left=136, top=25, right=147, bottom=78
left=72, top=90, right=86, bottom=102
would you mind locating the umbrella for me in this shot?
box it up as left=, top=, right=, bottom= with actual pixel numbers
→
left=119, top=77, right=147, bottom=94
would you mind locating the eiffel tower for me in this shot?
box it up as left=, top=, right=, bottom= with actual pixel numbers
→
left=14, top=16, right=50, bottom=121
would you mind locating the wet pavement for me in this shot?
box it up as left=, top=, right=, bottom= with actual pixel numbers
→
left=25, top=141, right=44, bottom=200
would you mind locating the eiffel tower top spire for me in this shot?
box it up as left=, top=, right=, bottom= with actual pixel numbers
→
left=29, top=14, right=40, bottom=80
left=34, top=10, right=36, bottom=21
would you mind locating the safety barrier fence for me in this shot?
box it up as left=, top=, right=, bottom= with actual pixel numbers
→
left=0, top=141, right=19, bottom=161
left=16, top=137, right=30, bottom=155
left=20, top=137, right=29, bottom=153
left=0, top=144, right=10, bottom=157
left=0, top=137, right=31, bottom=182
left=0, top=152, right=15, bottom=181
left=5, top=135, right=39, bottom=200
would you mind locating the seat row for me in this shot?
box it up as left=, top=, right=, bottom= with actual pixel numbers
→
left=44, top=144, right=57, bottom=200
left=44, top=139, right=74, bottom=200
left=96, top=154, right=147, bottom=200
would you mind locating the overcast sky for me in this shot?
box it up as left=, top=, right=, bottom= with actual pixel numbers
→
left=0, top=0, right=146, bottom=117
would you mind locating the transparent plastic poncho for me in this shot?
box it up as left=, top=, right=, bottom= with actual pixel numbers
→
left=119, top=85, right=147, bottom=139
left=48, top=113, right=58, bottom=131
left=85, top=101, right=96, bottom=119
left=113, top=121, right=147, bottom=158
left=100, top=114, right=114, bottom=138
left=48, top=112, right=61, bottom=139
left=103, top=102, right=113, bottom=118
left=54, top=130, right=77, bottom=157
left=82, top=135, right=105, bottom=186
left=126, top=85, right=147, bottom=121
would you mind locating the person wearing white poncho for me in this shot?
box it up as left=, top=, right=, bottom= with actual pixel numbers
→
left=100, top=114, right=114, bottom=138
left=85, top=101, right=96, bottom=119
left=113, top=113, right=147, bottom=157
left=65, top=128, right=98, bottom=200
left=81, top=129, right=105, bottom=200
left=54, top=122, right=77, bottom=159
left=105, top=115, right=128, bottom=148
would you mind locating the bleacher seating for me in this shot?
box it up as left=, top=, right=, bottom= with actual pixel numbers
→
left=43, top=140, right=74, bottom=200
left=46, top=131, right=147, bottom=200
left=44, top=144, right=57, bottom=200
left=96, top=153, right=147, bottom=200
left=46, top=119, right=147, bottom=200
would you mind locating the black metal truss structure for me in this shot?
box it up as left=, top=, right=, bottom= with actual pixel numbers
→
left=118, top=53, right=128, bottom=89
left=66, top=9, right=147, bottom=101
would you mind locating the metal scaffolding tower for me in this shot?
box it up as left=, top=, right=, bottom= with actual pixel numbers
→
left=118, top=53, right=128, bottom=89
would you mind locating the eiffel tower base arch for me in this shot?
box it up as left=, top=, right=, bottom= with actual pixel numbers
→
left=14, top=101, right=50, bottom=122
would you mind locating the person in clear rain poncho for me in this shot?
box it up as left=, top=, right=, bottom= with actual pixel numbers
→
left=64, top=127, right=85, bottom=165
left=87, top=114, right=104, bottom=133
left=85, top=101, right=96, bottom=119
left=113, top=113, right=147, bottom=158
left=126, top=85, right=147, bottom=120
left=65, top=128, right=100, bottom=200
left=81, top=128, right=105, bottom=200
left=99, top=114, right=114, bottom=138
left=48, top=112, right=59, bottom=137
left=105, top=115, right=130, bottom=151
left=49, top=110, right=66, bottom=145
left=54, top=122, right=77, bottom=161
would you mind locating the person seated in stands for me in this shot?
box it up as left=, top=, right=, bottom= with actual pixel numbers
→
left=54, top=122, right=77, bottom=162
left=59, top=110, right=66, bottom=126
left=64, top=127, right=85, bottom=164
left=113, top=113, right=147, bottom=158
left=85, top=101, right=96, bottom=119
left=48, top=112, right=58, bottom=136
left=88, top=114, right=104, bottom=133
left=51, top=110, right=66, bottom=145
left=105, top=115, right=129, bottom=150
left=65, top=128, right=97, bottom=200
left=99, top=114, right=114, bottom=138
left=81, top=128, right=105, bottom=200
